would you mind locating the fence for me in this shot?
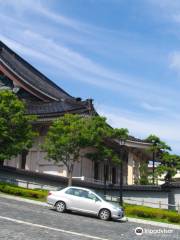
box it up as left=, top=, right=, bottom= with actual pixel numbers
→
left=0, top=175, right=180, bottom=213
left=73, top=176, right=118, bottom=186
left=0, top=176, right=57, bottom=191
left=105, top=195, right=180, bottom=213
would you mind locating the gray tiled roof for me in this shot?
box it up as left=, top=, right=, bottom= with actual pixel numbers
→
left=0, top=41, right=74, bottom=101
left=0, top=41, right=147, bottom=144
left=26, top=99, right=90, bottom=116
left=0, top=40, right=93, bottom=116
left=128, top=135, right=148, bottom=143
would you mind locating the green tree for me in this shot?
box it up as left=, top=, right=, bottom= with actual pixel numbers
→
left=146, top=134, right=171, bottom=184
left=146, top=135, right=171, bottom=154
left=156, top=152, right=180, bottom=183
left=139, top=162, right=149, bottom=185
left=0, top=90, right=37, bottom=164
left=43, top=114, right=89, bottom=186
left=43, top=114, right=128, bottom=186
left=85, top=116, right=128, bottom=164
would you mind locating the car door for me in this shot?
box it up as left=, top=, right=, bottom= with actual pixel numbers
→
left=64, top=188, right=82, bottom=210
left=78, top=191, right=102, bottom=214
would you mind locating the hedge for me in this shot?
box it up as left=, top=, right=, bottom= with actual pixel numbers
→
left=125, top=204, right=180, bottom=224
left=0, top=182, right=48, bottom=200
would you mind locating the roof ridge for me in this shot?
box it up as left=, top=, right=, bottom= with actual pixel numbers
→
left=0, top=40, right=74, bottom=100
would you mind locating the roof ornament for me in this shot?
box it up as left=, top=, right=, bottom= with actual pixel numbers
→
left=12, top=85, right=20, bottom=93
left=12, top=82, right=20, bottom=94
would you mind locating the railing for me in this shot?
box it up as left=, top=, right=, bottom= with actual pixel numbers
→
left=0, top=175, right=180, bottom=213
left=74, top=176, right=117, bottom=186
left=105, top=195, right=180, bottom=213
left=0, top=176, right=58, bottom=191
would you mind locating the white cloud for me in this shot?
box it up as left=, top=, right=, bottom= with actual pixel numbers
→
left=1, top=0, right=180, bottom=155
left=0, top=32, right=150, bottom=94
left=0, top=0, right=94, bottom=33
left=97, top=104, right=180, bottom=154
left=169, top=51, right=180, bottom=73
left=141, top=102, right=165, bottom=112
left=1, top=30, right=179, bottom=112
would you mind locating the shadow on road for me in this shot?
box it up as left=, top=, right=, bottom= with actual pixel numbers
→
left=49, top=208, right=126, bottom=223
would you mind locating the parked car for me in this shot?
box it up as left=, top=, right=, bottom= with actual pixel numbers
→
left=47, top=186, right=124, bottom=221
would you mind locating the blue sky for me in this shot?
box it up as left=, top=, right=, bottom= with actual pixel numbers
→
left=0, top=0, right=180, bottom=153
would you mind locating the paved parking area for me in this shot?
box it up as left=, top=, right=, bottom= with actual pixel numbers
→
left=0, top=196, right=179, bottom=240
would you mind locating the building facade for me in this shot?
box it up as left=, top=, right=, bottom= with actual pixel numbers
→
left=0, top=40, right=151, bottom=185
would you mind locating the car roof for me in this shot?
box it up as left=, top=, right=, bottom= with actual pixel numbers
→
left=66, top=186, right=92, bottom=192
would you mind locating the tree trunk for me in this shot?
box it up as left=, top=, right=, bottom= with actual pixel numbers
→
left=67, top=171, right=73, bottom=186
left=0, top=160, right=4, bottom=167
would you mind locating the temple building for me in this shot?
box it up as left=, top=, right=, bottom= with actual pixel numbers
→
left=0, top=40, right=151, bottom=185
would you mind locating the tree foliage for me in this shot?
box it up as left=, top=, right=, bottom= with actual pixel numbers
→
left=43, top=114, right=129, bottom=186
left=146, top=134, right=171, bottom=155
left=0, top=90, right=37, bottom=162
left=139, top=162, right=149, bottom=185
left=85, top=117, right=129, bottom=166
left=146, top=134, right=180, bottom=183
left=156, top=152, right=180, bottom=183
left=43, top=114, right=88, bottom=185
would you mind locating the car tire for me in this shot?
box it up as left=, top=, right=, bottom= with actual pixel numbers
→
left=55, top=201, right=66, bottom=213
left=99, top=209, right=111, bottom=221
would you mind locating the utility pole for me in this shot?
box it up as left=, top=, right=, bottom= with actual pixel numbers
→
left=119, top=158, right=123, bottom=206
left=152, top=151, right=155, bottom=185
left=119, top=139, right=126, bottom=206
left=104, top=159, right=108, bottom=197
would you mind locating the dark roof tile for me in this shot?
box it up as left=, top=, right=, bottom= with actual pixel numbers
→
left=0, top=41, right=73, bottom=101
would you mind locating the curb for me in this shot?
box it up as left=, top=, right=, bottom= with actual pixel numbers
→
left=0, top=193, right=47, bottom=207
left=127, top=217, right=180, bottom=230
left=0, top=193, right=179, bottom=230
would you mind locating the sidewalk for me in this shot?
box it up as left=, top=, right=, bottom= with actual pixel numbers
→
left=0, top=192, right=179, bottom=230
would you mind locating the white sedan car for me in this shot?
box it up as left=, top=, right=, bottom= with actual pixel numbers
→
left=47, top=186, right=124, bottom=221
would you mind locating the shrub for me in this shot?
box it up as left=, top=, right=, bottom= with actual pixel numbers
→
left=124, top=204, right=180, bottom=224
left=0, top=182, right=48, bottom=200
left=167, top=212, right=180, bottom=223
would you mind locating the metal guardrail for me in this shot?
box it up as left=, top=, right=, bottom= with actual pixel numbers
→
left=0, top=176, right=180, bottom=213
left=73, top=176, right=118, bottom=186
left=105, top=195, right=180, bottom=213
left=0, top=176, right=58, bottom=191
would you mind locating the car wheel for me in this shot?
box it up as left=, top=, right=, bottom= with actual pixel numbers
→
left=99, top=209, right=111, bottom=221
left=55, top=201, right=66, bottom=213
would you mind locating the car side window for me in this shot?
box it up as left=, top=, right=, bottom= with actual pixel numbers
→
left=65, top=188, right=74, bottom=195
left=88, top=192, right=101, bottom=201
left=65, top=188, right=83, bottom=197
left=79, top=190, right=89, bottom=198
left=65, top=188, right=101, bottom=201
left=73, top=189, right=81, bottom=197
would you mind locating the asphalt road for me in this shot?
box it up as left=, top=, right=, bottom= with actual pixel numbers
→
left=0, top=197, right=179, bottom=240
